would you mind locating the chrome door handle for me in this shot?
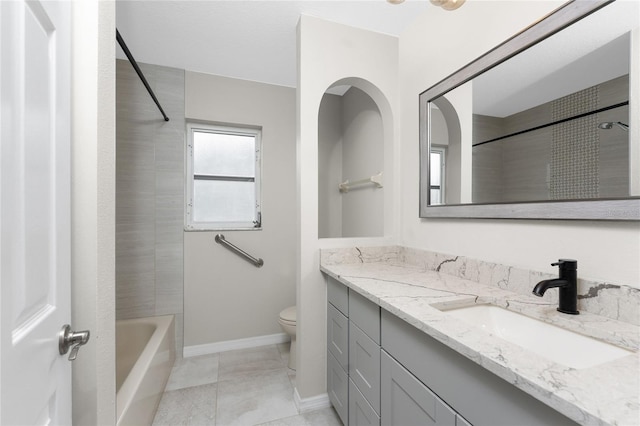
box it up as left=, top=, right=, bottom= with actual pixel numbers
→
left=59, top=324, right=90, bottom=361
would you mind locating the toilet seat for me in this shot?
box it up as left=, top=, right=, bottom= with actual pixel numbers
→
left=279, top=306, right=296, bottom=324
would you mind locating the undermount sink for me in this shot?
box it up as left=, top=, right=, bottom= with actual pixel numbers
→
left=439, top=304, right=633, bottom=369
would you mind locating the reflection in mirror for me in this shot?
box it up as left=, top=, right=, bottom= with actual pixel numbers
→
left=471, top=73, right=629, bottom=204
left=430, top=149, right=444, bottom=205
left=419, top=0, right=640, bottom=220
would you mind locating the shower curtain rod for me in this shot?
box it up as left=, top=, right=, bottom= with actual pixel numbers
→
left=116, top=29, right=170, bottom=122
left=473, top=101, right=628, bottom=147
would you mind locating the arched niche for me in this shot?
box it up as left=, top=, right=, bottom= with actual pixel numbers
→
left=317, top=77, right=392, bottom=238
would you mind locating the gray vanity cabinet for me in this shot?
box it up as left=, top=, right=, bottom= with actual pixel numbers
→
left=327, top=278, right=382, bottom=426
left=328, top=349, right=349, bottom=424
left=348, top=291, right=381, bottom=417
left=327, top=278, right=350, bottom=425
left=328, top=303, right=349, bottom=369
left=381, top=310, right=577, bottom=426
left=327, top=277, right=580, bottom=426
left=381, top=351, right=458, bottom=426
left=349, top=324, right=380, bottom=415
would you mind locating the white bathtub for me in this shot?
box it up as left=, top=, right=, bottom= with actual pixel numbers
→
left=116, top=315, right=176, bottom=426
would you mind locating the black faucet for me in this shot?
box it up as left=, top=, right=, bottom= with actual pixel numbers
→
left=532, top=259, right=579, bottom=315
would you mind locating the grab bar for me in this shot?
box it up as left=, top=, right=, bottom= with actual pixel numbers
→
left=215, top=234, right=264, bottom=268
left=339, top=171, right=383, bottom=193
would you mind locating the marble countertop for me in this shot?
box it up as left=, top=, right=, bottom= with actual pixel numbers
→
left=320, top=258, right=640, bottom=426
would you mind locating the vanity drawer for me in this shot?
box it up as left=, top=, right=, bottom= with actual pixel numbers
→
left=349, top=322, right=380, bottom=414
left=328, top=351, right=349, bottom=425
left=328, top=276, right=349, bottom=316
left=349, top=290, right=380, bottom=344
left=350, top=379, right=380, bottom=426
left=328, top=302, right=349, bottom=370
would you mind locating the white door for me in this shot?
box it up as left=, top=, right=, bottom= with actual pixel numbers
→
left=0, top=0, right=73, bottom=424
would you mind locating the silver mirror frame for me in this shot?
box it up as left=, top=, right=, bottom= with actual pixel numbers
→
left=419, top=0, right=640, bottom=220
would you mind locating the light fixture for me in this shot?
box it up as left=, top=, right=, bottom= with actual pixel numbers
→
left=387, top=0, right=405, bottom=4
left=430, top=0, right=466, bottom=11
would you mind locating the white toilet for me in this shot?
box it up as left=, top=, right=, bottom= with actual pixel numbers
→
left=278, top=306, right=297, bottom=370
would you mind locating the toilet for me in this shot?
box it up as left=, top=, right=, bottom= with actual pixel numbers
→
left=278, top=306, right=297, bottom=370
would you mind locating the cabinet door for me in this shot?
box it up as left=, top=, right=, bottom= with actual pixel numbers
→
left=381, top=351, right=456, bottom=426
left=328, top=303, right=349, bottom=369
left=349, top=323, right=380, bottom=414
left=350, top=379, right=380, bottom=426
left=328, top=351, right=349, bottom=425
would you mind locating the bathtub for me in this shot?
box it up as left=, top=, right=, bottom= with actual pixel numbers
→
left=116, top=315, right=176, bottom=426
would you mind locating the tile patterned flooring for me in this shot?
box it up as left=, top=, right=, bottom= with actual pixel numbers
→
left=152, top=343, right=342, bottom=426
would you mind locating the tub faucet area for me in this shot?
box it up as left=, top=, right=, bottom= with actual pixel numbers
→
left=532, top=259, right=579, bottom=315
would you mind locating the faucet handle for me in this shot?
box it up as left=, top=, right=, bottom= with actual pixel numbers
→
left=551, top=259, right=577, bottom=270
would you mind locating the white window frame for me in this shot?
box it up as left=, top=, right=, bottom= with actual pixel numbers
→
left=185, top=122, right=262, bottom=231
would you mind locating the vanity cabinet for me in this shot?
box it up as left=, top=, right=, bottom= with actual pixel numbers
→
left=327, top=277, right=381, bottom=426
left=328, top=303, right=348, bottom=369
left=328, top=348, right=349, bottom=423
left=327, top=278, right=350, bottom=424
left=327, top=277, right=579, bottom=426
left=348, top=292, right=380, bottom=416
left=381, top=310, right=577, bottom=426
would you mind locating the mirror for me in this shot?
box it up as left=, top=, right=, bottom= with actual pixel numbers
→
left=419, top=0, right=640, bottom=220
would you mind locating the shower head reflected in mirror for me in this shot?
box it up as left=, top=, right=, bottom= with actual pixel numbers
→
left=598, top=121, right=629, bottom=131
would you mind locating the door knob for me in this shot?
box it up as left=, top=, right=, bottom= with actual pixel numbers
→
left=59, top=324, right=90, bottom=361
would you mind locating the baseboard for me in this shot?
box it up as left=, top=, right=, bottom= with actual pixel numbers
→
left=183, top=332, right=290, bottom=357
left=293, top=388, right=331, bottom=413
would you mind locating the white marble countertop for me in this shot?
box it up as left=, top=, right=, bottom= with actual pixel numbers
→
left=320, top=259, right=640, bottom=426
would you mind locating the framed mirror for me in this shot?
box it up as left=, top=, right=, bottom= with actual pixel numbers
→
left=419, top=0, right=640, bottom=220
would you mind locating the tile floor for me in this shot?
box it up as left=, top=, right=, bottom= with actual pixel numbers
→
left=152, top=343, right=342, bottom=426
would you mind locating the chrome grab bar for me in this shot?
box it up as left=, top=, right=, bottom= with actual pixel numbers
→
left=215, top=234, right=264, bottom=268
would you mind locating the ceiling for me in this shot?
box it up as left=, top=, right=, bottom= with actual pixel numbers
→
left=115, top=0, right=429, bottom=88
left=472, top=0, right=636, bottom=117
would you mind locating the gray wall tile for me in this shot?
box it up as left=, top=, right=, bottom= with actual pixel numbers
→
left=116, top=59, right=185, bottom=351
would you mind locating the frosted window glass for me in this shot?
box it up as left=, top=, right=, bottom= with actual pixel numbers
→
left=430, top=152, right=441, bottom=186
left=193, top=180, right=255, bottom=223
left=194, top=131, right=255, bottom=177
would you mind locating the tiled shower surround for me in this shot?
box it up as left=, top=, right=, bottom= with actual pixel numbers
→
left=116, top=59, right=185, bottom=353
left=321, top=246, right=640, bottom=326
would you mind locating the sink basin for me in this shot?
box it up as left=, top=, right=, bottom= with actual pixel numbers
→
left=440, top=304, right=633, bottom=369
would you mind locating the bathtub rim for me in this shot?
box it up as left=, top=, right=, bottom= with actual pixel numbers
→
left=116, top=314, right=175, bottom=424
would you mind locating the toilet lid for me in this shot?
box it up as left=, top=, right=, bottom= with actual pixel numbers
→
left=280, top=306, right=296, bottom=322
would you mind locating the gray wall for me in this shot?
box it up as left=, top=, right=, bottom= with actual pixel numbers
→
left=115, top=60, right=185, bottom=352
left=318, top=87, right=384, bottom=238
left=183, top=72, right=296, bottom=348
left=318, top=94, right=343, bottom=238
left=341, top=87, right=384, bottom=237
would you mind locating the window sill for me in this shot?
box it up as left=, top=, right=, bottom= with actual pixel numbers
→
left=184, top=227, right=262, bottom=232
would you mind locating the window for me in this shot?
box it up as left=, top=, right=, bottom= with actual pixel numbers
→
left=430, top=147, right=445, bottom=205
left=186, top=122, right=261, bottom=230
